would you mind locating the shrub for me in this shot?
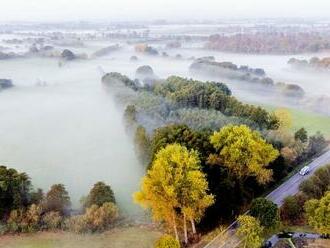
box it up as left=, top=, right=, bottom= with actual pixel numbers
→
left=67, top=202, right=119, bottom=233
left=6, top=204, right=42, bottom=233
left=42, top=211, right=63, bottom=230
left=155, top=234, right=180, bottom=248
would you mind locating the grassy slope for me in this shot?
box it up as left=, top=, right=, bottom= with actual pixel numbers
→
left=0, top=226, right=162, bottom=248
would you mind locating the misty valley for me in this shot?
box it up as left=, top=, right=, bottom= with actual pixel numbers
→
left=1, top=19, right=330, bottom=248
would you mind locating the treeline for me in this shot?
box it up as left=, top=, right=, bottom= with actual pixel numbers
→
left=0, top=165, right=118, bottom=234
left=190, top=58, right=305, bottom=98
left=288, top=57, right=330, bottom=71
left=102, top=73, right=279, bottom=130
left=206, top=32, right=330, bottom=54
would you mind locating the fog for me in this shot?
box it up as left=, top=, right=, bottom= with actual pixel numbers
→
left=1, top=0, right=330, bottom=22
left=1, top=22, right=330, bottom=217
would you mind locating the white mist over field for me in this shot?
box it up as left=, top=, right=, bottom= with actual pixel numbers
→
left=0, top=31, right=330, bottom=214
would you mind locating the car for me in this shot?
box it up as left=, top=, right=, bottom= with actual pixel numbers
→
left=299, top=166, right=310, bottom=176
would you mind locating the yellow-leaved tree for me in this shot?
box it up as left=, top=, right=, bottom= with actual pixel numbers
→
left=133, top=143, right=214, bottom=244
left=209, top=125, right=279, bottom=185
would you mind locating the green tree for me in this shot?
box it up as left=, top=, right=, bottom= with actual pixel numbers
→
left=299, top=164, right=330, bottom=199
left=84, top=182, right=115, bottom=209
left=134, top=144, right=214, bottom=243
left=155, top=234, right=181, bottom=248
left=304, top=191, right=330, bottom=235
left=250, top=197, right=279, bottom=228
left=134, top=125, right=151, bottom=165
left=0, top=166, right=31, bottom=219
left=209, top=125, right=279, bottom=184
left=237, top=215, right=264, bottom=248
left=43, top=184, right=71, bottom=216
left=294, top=128, right=308, bottom=143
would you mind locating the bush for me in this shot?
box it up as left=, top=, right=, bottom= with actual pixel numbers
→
left=155, top=234, right=180, bottom=248
left=67, top=202, right=119, bottom=233
left=42, top=211, right=63, bottom=230
left=6, top=204, right=42, bottom=233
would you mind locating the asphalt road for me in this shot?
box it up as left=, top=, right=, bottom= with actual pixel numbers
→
left=203, top=150, right=330, bottom=248
left=266, top=150, right=330, bottom=206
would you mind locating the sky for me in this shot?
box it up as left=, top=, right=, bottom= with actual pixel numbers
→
left=0, top=0, right=329, bottom=22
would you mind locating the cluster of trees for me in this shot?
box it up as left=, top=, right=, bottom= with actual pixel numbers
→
left=190, top=59, right=305, bottom=98
left=153, top=76, right=277, bottom=129
left=288, top=57, right=330, bottom=71
left=280, top=164, right=330, bottom=235
left=134, top=144, right=215, bottom=245
left=0, top=166, right=118, bottom=234
left=103, top=73, right=279, bottom=131
left=206, top=32, right=330, bottom=54
left=134, top=124, right=282, bottom=246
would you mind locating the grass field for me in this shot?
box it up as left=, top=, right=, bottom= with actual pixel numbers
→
left=262, top=105, right=330, bottom=138
left=0, top=226, right=162, bottom=248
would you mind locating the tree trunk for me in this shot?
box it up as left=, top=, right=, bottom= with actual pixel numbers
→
left=172, top=212, right=179, bottom=241
left=190, top=218, right=196, bottom=234
left=183, top=213, right=188, bottom=244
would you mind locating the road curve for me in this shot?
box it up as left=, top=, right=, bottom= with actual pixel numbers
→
left=203, top=150, right=330, bottom=248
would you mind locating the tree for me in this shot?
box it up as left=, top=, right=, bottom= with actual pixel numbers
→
left=209, top=125, right=279, bottom=184
left=304, top=191, right=330, bottom=235
left=250, top=198, right=279, bottom=228
left=134, top=144, right=214, bottom=243
left=30, top=188, right=44, bottom=205
left=294, top=128, right=308, bottom=143
left=155, top=234, right=181, bottom=248
left=306, top=132, right=327, bottom=157
left=84, top=182, right=115, bottom=209
left=299, top=164, right=330, bottom=199
left=43, top=184, right=71, bottom=216
left=0, top=166, right=31, bottom=219
left=280, top=194, right=307, bottom=224
left=134, top=125, right=151, bottom=165
left=237, top=215, right=264, bottom=248
left=274, top=108, right=292, bottom=130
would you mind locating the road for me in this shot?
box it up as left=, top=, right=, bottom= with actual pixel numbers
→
left=266, top=150, right=330, bottom=205
left=203, top=150, right=330, bottom=248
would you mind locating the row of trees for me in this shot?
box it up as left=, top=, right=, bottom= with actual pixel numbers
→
left=0, top=166, right=118, bottom=234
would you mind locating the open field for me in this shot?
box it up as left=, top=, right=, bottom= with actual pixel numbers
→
left=0, top=226, right=162, bottom=248
left=262, top=105, right=330, bottom=138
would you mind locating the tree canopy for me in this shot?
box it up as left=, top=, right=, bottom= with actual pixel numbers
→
left=304, top=191, right=330, bottom=235
left=84, top=181, right=115, bottom=209
left=134, top=144, right=214, bottom=242
left=250, top=197, right=279, bottom=228
left=237, top=215, right=264, bottom=248
left=209, top=125, right=279, bottom=184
